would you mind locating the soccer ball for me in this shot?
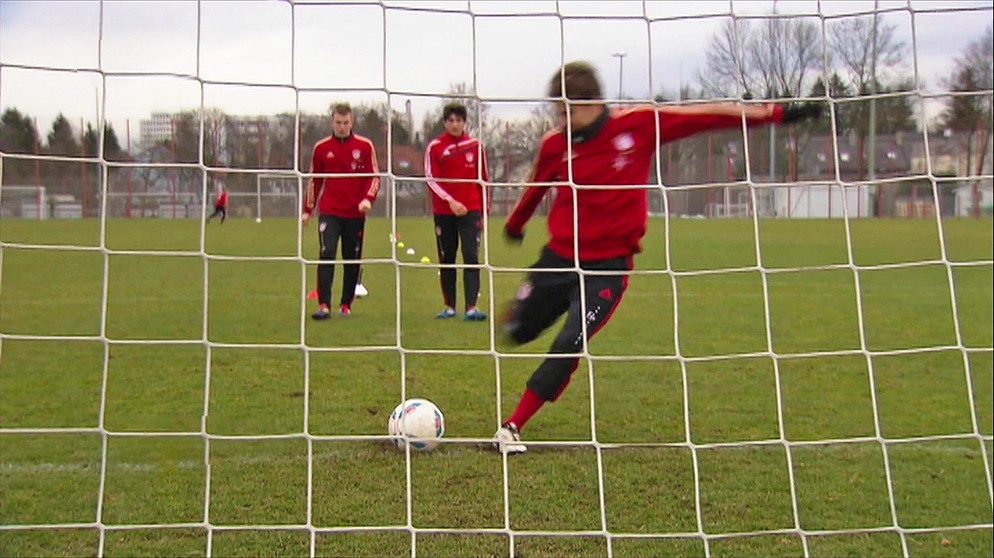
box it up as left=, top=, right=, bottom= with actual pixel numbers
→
left=388, top=398, right=444, bottom=452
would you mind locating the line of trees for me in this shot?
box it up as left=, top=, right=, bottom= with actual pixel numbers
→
left=693, top=13, right=906, bottom=183
left=1, top=15, right=989, bottom=215
left=940, top=25, right=994, bottom=180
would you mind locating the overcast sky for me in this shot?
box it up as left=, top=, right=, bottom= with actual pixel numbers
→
left=1, top=0, right=991, bottom=148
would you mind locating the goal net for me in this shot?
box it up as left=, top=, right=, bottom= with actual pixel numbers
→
left=1, top=1, right=991, bottom=557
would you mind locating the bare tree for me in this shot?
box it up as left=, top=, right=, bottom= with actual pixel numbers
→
left=939, top=25, right=993, bottom=176
left=828, top=13, right=908, bottom=184
left=698, top=19, right=751, bottom=97
left=828, top=15, right=904, bottom=95
left=757, top=15, right=824, bottom=98
left=939, top=25, right=993, bottom=217
left=200, top=107, right=226, bottom=167
left=697, top=16, right=823, bottom=99
left=488, top=106, right=552, bottom=182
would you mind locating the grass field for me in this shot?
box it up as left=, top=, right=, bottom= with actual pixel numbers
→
left=1, top=216, right=992, bottom=557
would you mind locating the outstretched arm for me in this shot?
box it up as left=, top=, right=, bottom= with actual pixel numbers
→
left=653, top=101, right=822, bottom=144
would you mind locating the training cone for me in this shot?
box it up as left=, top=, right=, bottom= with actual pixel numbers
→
left=307, top=289, right=318, bottom=300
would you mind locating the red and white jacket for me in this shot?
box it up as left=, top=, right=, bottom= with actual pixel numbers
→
left=304, top=133, right=380, bottom=219
left=424, top=132, right=489, bottom=215
left=506, top=103, right=784, bottom=261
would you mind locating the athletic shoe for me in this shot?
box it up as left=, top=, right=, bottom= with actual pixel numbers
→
left=496, top=302, right=522, bottom=347
left=463, top=307, right=487, bottom=321
left=339, top=304, right=351, bottom=317
left=435, top=307, right=457, bottom=319
left=493, top=423, right=527, bottom=455
left=311, top=304, right=331, bottom=320
left=354, top=283, right=368, bottom=298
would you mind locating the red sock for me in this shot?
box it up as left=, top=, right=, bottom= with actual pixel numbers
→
left=505, top=388, right=545, bottom=431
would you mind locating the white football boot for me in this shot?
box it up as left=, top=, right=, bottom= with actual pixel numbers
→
left=493, top=423, right=527, bottom=455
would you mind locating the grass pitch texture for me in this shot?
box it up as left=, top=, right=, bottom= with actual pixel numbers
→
left=1, top=217, right=991, bottom=557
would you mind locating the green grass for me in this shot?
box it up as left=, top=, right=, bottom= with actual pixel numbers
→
left=1, top=216, right=992, bottom=558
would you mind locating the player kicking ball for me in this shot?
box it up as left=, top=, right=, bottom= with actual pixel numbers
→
left=493, top=61, right=822, bottom=455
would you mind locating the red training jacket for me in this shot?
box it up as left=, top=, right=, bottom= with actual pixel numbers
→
left=304, top=133, right=380, bottom=219
left=505, top=103, right=784, bottom=261
left=424, top=132, right=489, bottom=215
left=216, top=190, right=228, bottom=207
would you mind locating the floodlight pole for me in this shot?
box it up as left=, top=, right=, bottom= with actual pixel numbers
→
left=612, top=52, right=627, bottom=99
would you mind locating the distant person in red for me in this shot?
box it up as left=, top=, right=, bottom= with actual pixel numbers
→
left=492, top=61, right=823, bottom=454
left=207, top=186, right=228, bottom=223
left=425, top=102, right=490, bottom=321
left=303, top=102, right=380, bottom=319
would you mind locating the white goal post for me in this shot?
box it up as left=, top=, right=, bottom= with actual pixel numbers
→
left=0, top=184, right=48, bottom=219
left=249, top=173, right=300, bottom=220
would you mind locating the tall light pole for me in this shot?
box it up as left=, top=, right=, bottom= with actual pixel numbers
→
left=612, top=52, right=627, bottom=99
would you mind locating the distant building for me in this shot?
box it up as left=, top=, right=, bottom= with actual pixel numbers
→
left=139, top=112, right=177, bottom=149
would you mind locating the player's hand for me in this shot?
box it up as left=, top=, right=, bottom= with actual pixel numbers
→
left=782, top=102, right=824, bottom=124
left=301, top=212, right=311, bottom=226
left=448, top=199, right=467, bottom=216
left=358, top=199, right=372, bottom=214
left=504, top=226, right=524, bottom=245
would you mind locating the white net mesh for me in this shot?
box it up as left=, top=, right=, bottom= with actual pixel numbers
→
left=1, top=1, right=992, bottom=557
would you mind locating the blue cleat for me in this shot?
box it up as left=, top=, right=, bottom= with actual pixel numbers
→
left=463, top=307, right=487, bottom=321
left=436, top=307, right=457, bottom=319
left=311, top=304, right=331, bottom=320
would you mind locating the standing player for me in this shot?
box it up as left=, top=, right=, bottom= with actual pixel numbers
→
left=207, top=186, right=228, bottom=223
left=303, top=103, right=380, bottom=319
left=424, top=102, right=490, bottom=321
left=493, top=61, right=822, bottom=453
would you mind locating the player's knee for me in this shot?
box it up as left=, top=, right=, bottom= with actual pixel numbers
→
left=549, top=330, right=584, bottom=355
left=527, top=362, right=575, bottom=401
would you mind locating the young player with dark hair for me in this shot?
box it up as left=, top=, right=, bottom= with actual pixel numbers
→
left=493, top=61, right=822, bottom=454
left=207, top=186, right=228, bottom=223
left=303, top=103, right=380, bottom=319
left=424, top=102, right=490, bottom=321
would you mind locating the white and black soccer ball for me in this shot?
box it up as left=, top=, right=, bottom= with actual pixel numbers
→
left=388, top=398, right=444, bottom=452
